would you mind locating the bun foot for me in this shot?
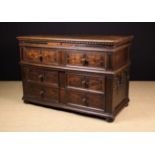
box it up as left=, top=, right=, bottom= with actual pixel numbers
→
left=24, top=101, right=28, bottom=104
left=105, top=117, right=114, bottom=122
left=124, top=102, right=129, bottom=107
left=23, top=99, right=29, bottom=104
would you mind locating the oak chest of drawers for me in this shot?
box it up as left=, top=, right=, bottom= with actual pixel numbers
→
left=17, top=35, right=133, bottom=122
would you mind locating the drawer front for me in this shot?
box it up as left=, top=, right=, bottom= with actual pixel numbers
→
left=23, top=47, right=42, bottom=63
left=26, top=68, right=44, bottom=83
left=24, top=83, right=59, bottom=103
left=24, top=82, right=42, bottom=99
left=43, top=86, right=59, bottom=102
left=67, top=52, right=84, bottom=66
left=67, top=73, right=105, bottom=92
left=86, top=53, right=105, bottom=68
left=22, top=47, right=60, bottom=65
left=67, top=51, right=105, bottom=69
left=67, top=90, right=105, bottom=110
left=44, top=70, right=58, bottom=85
left=42, top=48, right=60, bottom=65
left=23, top=67, right=58, bottom=86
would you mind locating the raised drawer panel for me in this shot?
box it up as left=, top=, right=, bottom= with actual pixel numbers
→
left=67, top=90, right=85, bottom=106
left=87, top=76, right=104, bottom=91
left=87, top=93, right=104, bottom=109
left=43, top=86, right=59, bottom=102
left=23, top=47, right=42, bottom=63
left=24, top=83, right=59, bottom=103
left=42, top=49, right=60, bottom=65
left=67, top=89, right=105, bottom=110
left=67, top=73, right=105, bottom=92
left=23, top=67, right=58, bottom=86
left=44, top=70, right=58, bottom=85
left=86, top=53, right=105, bottom=68
left=26, top=67, right=43, bottom=83
left=67, top=74, right=83, bottom=88
left=67, top=52, right=84, bottom=66
left=67, top=51, right=105, bottom=69
left=22, top=47, right=61, bottom=65
left=24, top=83, right=42, bottom=99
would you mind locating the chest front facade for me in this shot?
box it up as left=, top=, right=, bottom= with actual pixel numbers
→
left=17, top=35, right=133, bottom=122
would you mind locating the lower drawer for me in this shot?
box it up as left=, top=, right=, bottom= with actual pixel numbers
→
left=23, top=82, right=59, bottom=103
left=66, top=89, right=105, bottom=110
left=23, top=82, right=105, bottom=111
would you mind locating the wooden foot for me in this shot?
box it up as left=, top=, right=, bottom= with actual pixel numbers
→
left=23, top=100, right=29, bottom=104
left=124, top=102, right=129, bottom=107
left=105, top=117, right=114, bottom=122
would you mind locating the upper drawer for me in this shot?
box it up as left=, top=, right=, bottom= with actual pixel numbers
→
left=23, top=47, right=42, bottom=63
left=42, top=48, right=60, bottom=65
left=66, top=51, right=105, bottom=69
left=22, top=47, right=61, bottom=65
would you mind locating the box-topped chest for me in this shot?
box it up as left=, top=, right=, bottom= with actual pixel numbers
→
left=17, top=35, right=133, bottom=122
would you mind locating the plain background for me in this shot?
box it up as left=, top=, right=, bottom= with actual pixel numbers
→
left=0, top=0, right=155, bottom=155
left=0, top=22, right=155, bottom=81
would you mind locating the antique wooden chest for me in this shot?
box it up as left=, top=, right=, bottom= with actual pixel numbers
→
left=17, top=35, right=133, bottom=122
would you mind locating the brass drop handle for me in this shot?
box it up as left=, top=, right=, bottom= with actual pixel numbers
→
left=81, top=80, right=89, bottom=88
left=38, top=74, right=43, bottom=81
left=40, top=90, right=44, bottom=97
left=81, top=80, right=86, bottom=85
left=81, top=58, right=86, bottom=62
left=81, top=58, right=88, bottom=65
left=39, top=55, right=43, bottom=62
left=82, top=97, right=87, bottom=104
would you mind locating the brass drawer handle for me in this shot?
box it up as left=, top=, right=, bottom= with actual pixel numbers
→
left=81, top=80, right=88, bottom=88
left=40, top=90, right=44, bottom=97
left=39, top=56, right=43, bottom=62
left=38, top=74, right=43, bottom=82
left=81, top=80, right=86, bottom=85
left=81, top=58, right=88, bottom=65
left=82, top=97, right=87, bottom=104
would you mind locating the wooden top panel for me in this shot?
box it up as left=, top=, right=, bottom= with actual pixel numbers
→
left=17, top=35, right=134, bottom=46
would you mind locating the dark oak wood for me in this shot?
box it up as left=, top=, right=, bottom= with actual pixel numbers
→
left=67, top=72, right=105, bottom=92
left=17, top=35, right=133, bottom=122
left=23, top=47, right=42, bottom=64
left=66, top=89, right=105, bottom=110
left=66, top=51, right=105, bottom=69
